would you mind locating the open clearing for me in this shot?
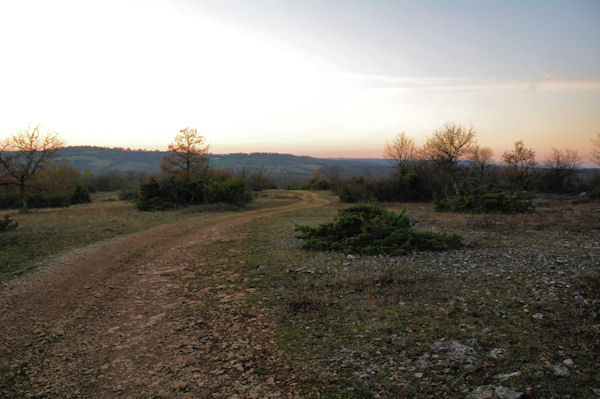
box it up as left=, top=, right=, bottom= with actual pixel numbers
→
left=1, top=192, right=599, bottom=398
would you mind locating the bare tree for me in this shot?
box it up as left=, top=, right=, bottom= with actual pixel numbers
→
left=546, top=147, right=580, bottom=170
left=503, top=140, right=536, bottom=170
left=544, top=147, right=581, bottom=193
left=502, top=140, right=535, bottom=189
left=422, top=123, right=477, bottom=194
left=160, top=127, right=209, bottom=179
left=0, top=125, right=64, bottom=213
left=384, top=132, right=418, bottom=168
left=592, top=133, right=600, bottom=165
left=469, top=145, right=494, bottom=180
left=248, top=168, right=273, bottom=193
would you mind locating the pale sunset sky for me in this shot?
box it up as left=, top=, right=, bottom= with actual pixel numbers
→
left=0, top=0, right=599, bottom=161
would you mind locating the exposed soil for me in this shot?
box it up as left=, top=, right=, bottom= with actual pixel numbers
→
left=0, top=192, right=328, bottom=398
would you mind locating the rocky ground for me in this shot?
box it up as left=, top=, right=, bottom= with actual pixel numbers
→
left=239, top=196, right=600, bottom=398
left=1, top=193, right=598, bottom=398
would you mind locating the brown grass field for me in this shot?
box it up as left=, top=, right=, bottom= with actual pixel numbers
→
left=1, top=190, right=598, bottom=397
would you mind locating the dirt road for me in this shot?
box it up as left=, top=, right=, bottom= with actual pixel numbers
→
left=0, top=191, right=328, bottom=398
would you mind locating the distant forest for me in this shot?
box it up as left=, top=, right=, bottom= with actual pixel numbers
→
left=55, top=146, right=392, bottom=186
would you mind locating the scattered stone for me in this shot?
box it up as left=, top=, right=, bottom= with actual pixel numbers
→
left=51, top=328, right=65, bottom=336
left=431, top=340, right=479, bottom=364
left=563, top=358, right=574, bottom=367
left=574, top=295, right=588, bottom=306
left=494, top=386, right=524, bottom=399
left=172, top=381, right=188, bottom=390
left=2, top=195, right=598, bottom=398
left=233, top=363, right=244, bottom=372
left=494, top=371, right=521, bottom=380
left=107, top=326, right=120, bottom=334
left=467, top=385, right=523, bottom=399
left=489, top=348, right=506, bottom=359
left=551, top=364, right=570, bottom=377
left=466, top=385, right=495, bottom=399
left=532, top=313, right=543, bottom=319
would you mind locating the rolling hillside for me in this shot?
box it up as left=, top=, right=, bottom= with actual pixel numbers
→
left=55, top=146, right=391, bottom=182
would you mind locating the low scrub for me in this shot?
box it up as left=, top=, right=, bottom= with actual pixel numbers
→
left=335, top=177, right=373, bottom=203
left=588, top=172, right=600, bottom=200
left=334, top=163, right=444, bottom=203
left=117, top=186, right=139, bottom=201
left=0, top=185, right=91, bottom=210
left=136, top=176, right=252, bottom=211
left=0, top=215, right=17, bottom=233
left=434, top=182, right=534, bottom=214
left=295, top=205, right=462, bottom=256
left=204, top=178, right=252, bottom=204
left=0, top=192, right=72, bottom=210
left=136, top=177, right=202, bottom=211
left=70, top=185, right=91, bottom=204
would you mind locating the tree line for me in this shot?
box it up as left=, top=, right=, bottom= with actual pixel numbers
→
left=0, top=126, right=91, bottom=212
left=317, top=124, right=600, bottom=209
left=0, top=126, right=275, bottom=213
left=1, top=123, right=599, bottom=213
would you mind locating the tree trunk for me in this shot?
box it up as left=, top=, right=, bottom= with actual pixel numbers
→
left=448, top=163, right=458, bottom=195
left=450, top=176, right=458, bottom=195
left=19, top=179, right=28, bottom=213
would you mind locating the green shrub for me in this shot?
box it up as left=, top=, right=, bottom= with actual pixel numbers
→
left=136, top=177, right=177, bottom=211
left=204, top=177, right=252, bottom=204
left=303, top=172, right=330, bottom=190
left=28, top=192, right=71, bottom=208
left=136, top=175, right=252, bottom=211
left=588, top=172, right=600, bottom=200
left=0, top=214, right=18, bottom=232
left=334, top=164, right=440, bottom=203
left=0, top=193, right=19, bottom=209
left=295, top=205, right=462, bottom=256
left=117, top=186, right=139, bottom=201
left=378, top=165, right=435, bottom=202
left=336, top=177, right=373, bottom=203
left=70, top=185, right=91, bottom=204
left=434, top=182, right=534, bottom=214
left=0, top=191, right=71, bottom=209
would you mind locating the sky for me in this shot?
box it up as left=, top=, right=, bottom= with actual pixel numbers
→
left=0, top=0, right=599, bottom=162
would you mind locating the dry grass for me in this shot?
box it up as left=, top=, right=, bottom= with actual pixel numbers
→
left=0, top=190, right=300, bottom=285
left=3, top=190, right=598, bottom=396
left=240, top=192, right=600, bottom=397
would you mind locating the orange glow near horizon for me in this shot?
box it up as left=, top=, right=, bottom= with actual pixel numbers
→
left=0, top=1, right=598, bottom=166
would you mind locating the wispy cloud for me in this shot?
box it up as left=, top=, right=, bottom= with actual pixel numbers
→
left=340, top=73, right=600, bottom=92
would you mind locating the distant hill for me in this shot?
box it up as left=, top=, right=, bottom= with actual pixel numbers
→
left=57, top=147, right=165, bottom=174
left=55, top=146, right=391, bottom=183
